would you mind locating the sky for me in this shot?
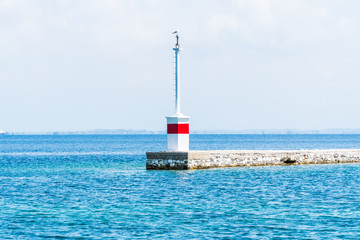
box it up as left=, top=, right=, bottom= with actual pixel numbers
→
left=1, top=0, right=360, bottom=132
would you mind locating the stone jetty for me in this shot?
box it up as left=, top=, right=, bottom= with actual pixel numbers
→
left=146, top=149, right=360, bottom=170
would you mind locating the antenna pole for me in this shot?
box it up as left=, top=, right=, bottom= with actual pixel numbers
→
left=173, top=32, right=181, bottom=115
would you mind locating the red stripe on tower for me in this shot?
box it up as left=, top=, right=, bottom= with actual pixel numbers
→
left=167, top=124, right=189, bottom=134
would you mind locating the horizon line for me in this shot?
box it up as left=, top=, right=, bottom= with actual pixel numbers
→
left=3, top=128, right=360, bottom=135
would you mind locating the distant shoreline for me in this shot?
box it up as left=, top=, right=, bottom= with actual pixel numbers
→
left=4, top=129, right=360, bottom=135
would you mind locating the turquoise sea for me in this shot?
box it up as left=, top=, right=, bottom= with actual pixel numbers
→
left=1, top=134, right=360, bottom=239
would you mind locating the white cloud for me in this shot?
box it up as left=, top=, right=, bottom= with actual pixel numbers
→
left=1, top=0, right=360, bottom=131
left=337, top=16, right=352, bottom=28
left=207, top=14, right=240, bottom=36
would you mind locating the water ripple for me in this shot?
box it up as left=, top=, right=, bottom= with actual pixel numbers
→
left=1, top=135, right=360, bottom=239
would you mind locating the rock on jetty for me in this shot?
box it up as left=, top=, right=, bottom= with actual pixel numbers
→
left=146, top=149, right=360, bottom=170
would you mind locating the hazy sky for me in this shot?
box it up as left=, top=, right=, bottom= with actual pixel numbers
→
left=1, top=0, right=360, bottom=132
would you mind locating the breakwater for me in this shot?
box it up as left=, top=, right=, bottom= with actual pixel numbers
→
left=146, top=149, right=360, bottom=170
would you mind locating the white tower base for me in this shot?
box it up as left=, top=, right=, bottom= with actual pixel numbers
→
left=166, top=115, right=190, bottom=151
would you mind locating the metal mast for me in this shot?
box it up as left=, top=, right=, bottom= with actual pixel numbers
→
left=172, top=31, right=181, bottom=115
left=165, top=31, right=190, bottom=152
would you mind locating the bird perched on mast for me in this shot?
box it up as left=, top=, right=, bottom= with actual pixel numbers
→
left=172, top=30, right=179, bottom=47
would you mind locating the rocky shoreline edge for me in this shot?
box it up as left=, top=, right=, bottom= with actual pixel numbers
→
left=146, top=149, right=360, bottom=170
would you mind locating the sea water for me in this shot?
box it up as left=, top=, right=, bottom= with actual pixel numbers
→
left=1, top=134, right=360, bottom=239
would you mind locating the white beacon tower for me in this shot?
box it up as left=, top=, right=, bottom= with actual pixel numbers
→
left=166, top=31, right=190, bottom=151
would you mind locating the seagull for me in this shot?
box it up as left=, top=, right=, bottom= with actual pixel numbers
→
left=172, top=30, right=180, bottom=46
